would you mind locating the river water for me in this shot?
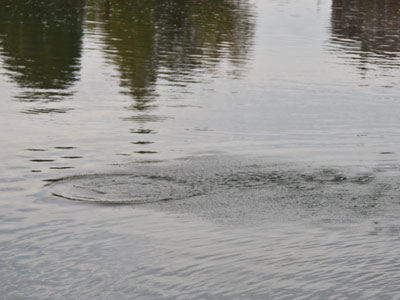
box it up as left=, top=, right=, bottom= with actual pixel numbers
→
left=1, top=0, right=400, bottom=299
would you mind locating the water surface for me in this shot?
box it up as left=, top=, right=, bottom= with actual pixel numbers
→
left=1, top=0, right=400, bottom=299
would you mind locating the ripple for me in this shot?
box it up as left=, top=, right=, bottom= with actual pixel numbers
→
left=30, top=159, right=55, bottom=162
left=51, top=174, right=201, bottom=204
left=22, top=107, right=73, bottom=115
left=54, top=146, right=77, bottom=150
left=130, top=129, right=156, bottom=134
left=134, top=151, right=158, bottom=154
left=131, top=141, right=154, bottom=145
left=49, top=167, right=74, bottom=170
left=47, top=156, right=400, bottom=226
left=121, top=114, right=171, bottom=123
left=26, top=149, right=46, bottom=152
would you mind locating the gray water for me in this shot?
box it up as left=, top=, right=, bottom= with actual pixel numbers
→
left=2, top=0, right=400, bottom=299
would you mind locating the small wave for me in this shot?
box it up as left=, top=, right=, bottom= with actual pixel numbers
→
left=47, top=156, right=388, bottom=216
left=50, top=174, right=203, bottom=204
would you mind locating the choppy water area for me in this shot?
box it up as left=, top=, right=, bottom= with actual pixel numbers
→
left=2, top=0, right=400, bottom=298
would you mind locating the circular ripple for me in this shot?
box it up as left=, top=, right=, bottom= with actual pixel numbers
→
left=50, top=174, right=197, bottom=204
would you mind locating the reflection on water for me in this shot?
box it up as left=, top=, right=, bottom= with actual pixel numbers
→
left=330, top=0, right=400, bottom=72
left=0, top=0, right=84, bottom=103
left=4, top=0, right=400, bottom=299
left=86, top=0, right=255, bottom=109
left=83, top=0, right=256, bottom=157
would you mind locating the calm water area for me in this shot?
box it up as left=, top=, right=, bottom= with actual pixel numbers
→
left=2, top=0, right=400, bottom=299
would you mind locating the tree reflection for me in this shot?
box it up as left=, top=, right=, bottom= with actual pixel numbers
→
left=330, top=0, right=400, bottom=69
left=0, top=0, right=84, bottom=101
left=87, top=0, right=255, bottom=111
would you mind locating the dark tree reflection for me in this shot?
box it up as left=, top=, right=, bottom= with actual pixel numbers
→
left=330, top=0, right=400, bottom=69
left=87, top=0, right=255, bottom=111
left=0, top=0, right=84, bottom=102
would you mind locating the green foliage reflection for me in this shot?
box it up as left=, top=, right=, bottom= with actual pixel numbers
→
left=0, top=0, right=84, bottom=101
left=87, top=0, right=255, bottom=110
left=331, top=0, right=400, bottom=64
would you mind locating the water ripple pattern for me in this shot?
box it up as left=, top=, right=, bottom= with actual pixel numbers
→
left=49, top=156, right=400, bottom=226
left=2, top=0, right=400, bottom=299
